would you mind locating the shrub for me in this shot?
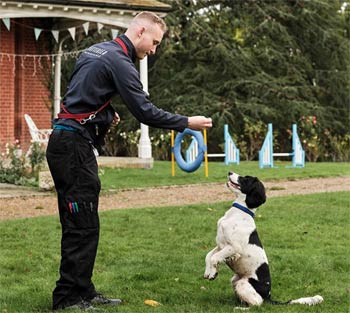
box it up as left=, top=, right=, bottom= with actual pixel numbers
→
left=238, top=118, right=267, bottom=161
left=28, top=142, right=46, bottom=179
left=298, top=115, right=350, bottom=162
left=0, top=141, right=46, bottom=186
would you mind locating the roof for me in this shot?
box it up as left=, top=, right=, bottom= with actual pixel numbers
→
left=2, top=0, right=172, bottom=12
left=0, top=0, right=172, bottom=28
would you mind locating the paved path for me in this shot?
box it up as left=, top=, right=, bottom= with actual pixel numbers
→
left=0, top=183, right=48, bottom=198
left=0, top=176, right=349, bottom=221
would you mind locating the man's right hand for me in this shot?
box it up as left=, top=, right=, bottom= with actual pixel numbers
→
left=188, top=116, right=213, bottom=131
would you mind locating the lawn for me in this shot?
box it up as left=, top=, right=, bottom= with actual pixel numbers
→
left=99, top=161, right=350, bottom=191
left=0, top=191, right=349, bottom=312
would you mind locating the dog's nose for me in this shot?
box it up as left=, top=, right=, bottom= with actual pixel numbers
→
left=228, top=171, right=233, bottom=175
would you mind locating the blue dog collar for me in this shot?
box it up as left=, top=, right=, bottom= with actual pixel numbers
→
left=232, top=202, right=255, bottom=218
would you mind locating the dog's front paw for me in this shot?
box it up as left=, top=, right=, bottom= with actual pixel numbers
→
left=203, top=270, right=218, bottom=280
left=203, top=267, right=211, bottom=279
left=208, top=272, right=218, bottom=280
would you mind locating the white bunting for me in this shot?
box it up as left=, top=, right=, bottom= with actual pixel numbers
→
left=51, top=30, right=59, bottom=43
left=97, top=23, right=103, bottom=34
left=34, top=28, right=42, bottom=40
left=68, top=27, right=76, bottom=40
left=83, top=22, right=89, bottom=35
left=111, top=29, right=119, bottom=39
left=2, top=18, right=10, bottom=31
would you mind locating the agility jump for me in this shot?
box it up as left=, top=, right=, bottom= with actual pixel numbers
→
left=171, top=124, right=240, bottom=177
left=259, top=123, right=305, bottom=169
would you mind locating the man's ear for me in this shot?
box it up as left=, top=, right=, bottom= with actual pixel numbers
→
left=139, top=26, right=145, bottom=37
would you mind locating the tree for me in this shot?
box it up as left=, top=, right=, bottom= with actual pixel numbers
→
left=149, top=0, right=349, bottom=160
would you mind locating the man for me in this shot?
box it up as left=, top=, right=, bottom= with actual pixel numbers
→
left=46, top=11, right=212, bottom=311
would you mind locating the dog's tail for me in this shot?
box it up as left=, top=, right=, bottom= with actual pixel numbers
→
left=288, top=295, right=323, bottom=305
left=267, top=295, right=323, bottom=306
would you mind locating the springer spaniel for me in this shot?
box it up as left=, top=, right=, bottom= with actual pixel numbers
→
left=204, top=171, right=323, bottom=307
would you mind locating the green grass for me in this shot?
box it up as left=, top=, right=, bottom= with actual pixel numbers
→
left=0, top=192, right=349, bottom=312
left=99, top=161, right=350, bottom=191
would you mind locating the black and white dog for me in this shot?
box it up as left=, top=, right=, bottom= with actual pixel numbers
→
left=204, top=171, right=323, bottom=307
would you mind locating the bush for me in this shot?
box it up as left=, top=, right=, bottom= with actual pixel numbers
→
left=298, top=115, right=350, bottom=162
left=103, top=126, right=172, bottom=161
left=0, top=141, right=46, bottom=186
left=102, top=116, right=349, bottom=162
left=103, top=127, right=140, bottom=157
left=150, top=129, right=172, bottom=161
left=238, top=118, right=267, bottom=161
left=28, top=142, right=47, bottom=179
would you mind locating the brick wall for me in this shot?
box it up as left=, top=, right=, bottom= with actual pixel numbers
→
left=0, top=19, right=52, bottom=154
left=0, top=22, right=15, bottom=151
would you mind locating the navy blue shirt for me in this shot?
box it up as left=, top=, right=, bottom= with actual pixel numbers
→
left=55, top=34, right=188, bottom=146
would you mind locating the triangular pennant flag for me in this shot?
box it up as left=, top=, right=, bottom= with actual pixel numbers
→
left=97, top=23, right=103, bottom=34
left=83, top=22, right=89, bottom=35
left=111, top=29, right=119, bottom=39
left=2, top=18, right=10, bottom=31
left=34, top=28, right=42, bottom=40
left=51, top=30, right=59, bottom=43
left=68, top=27, right=76, bottom=40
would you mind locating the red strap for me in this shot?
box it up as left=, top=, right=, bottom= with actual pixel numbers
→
left=114, top=37, right=128, bottom=55
left=58, top=100, right=111, bottom=124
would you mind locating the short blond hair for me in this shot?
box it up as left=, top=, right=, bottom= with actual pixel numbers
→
left=132, top=11, right=167, bottom=32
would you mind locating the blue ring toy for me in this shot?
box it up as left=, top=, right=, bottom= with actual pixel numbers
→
left=174, top=128, right=205, bottom=173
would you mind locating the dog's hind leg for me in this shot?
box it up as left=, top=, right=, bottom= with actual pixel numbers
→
left=231, top=274, right=241, bottom=288
left=234, top=277, right=264, bottom=306
left=204, top=247, right=219, bottom=279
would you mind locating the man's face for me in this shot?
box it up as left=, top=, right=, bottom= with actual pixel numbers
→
left=135, top=23, right=164, bottom=59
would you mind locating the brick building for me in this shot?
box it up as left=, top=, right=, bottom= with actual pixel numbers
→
left=0, top=18, right=51, bottom=151
left=0, top=0, right=170, bottom=154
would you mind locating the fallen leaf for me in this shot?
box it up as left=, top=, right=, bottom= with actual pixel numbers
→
left=144, top=299, right=161, bottom=307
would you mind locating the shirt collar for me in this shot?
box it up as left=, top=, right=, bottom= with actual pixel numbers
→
left=119, top=34, right=136, bottom=63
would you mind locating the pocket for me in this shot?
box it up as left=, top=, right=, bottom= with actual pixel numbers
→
left=60, top=196, right=99, bottom=230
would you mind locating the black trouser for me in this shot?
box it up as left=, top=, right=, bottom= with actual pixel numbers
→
left=46, top=129, right=101, bottom=310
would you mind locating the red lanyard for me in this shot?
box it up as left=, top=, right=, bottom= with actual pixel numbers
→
left=114, top=37, right=128, bottom=55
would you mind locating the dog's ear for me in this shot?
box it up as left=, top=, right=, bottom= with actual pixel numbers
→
left=239, top=176, right=266, bottom=209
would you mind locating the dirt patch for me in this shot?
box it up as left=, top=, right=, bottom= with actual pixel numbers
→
left=0, top=177, right=349, bottom=221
